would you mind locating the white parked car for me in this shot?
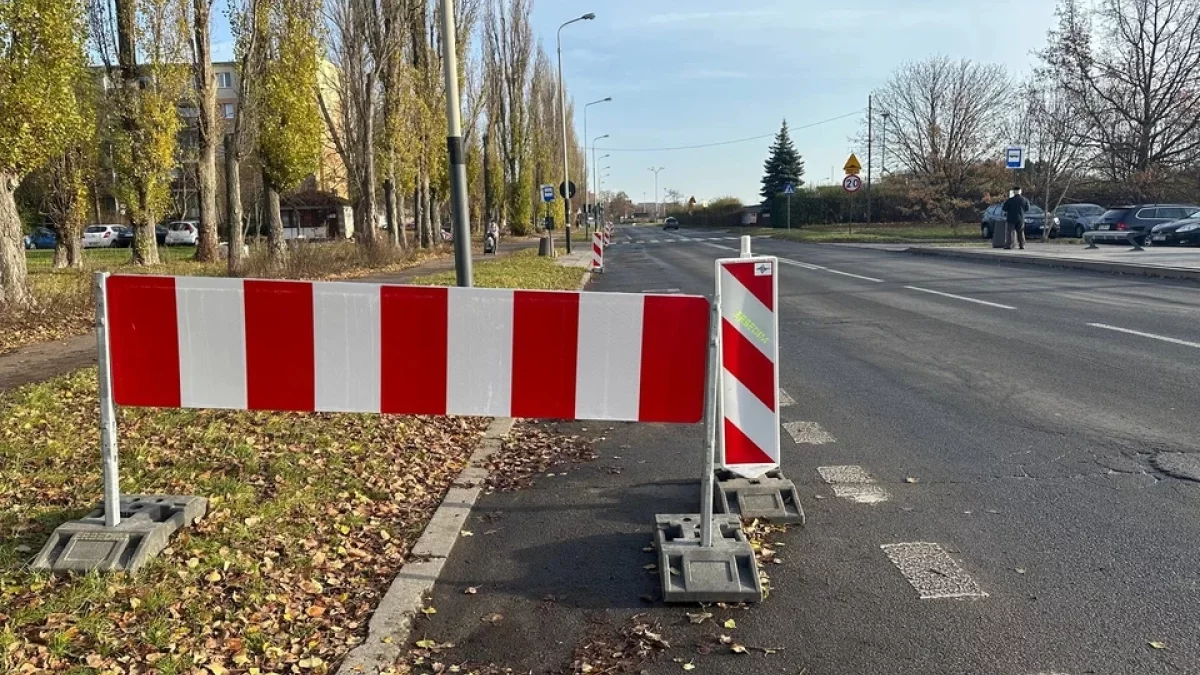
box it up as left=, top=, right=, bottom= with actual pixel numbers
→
left=82, top=224, right=125, bottom=248
left=164, top=221, right=199, bottom=246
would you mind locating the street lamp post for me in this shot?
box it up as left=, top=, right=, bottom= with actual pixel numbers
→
left=557, top=12, right=595, bottom=254
left=648, top=167, right=665, bottom=220
left=583, top=97, right=611, bottom=236
left=440, top=0, right=472, bottom=285
left=591, top=135, right=608, bottom=233
left=880, top=111, right=891, bottom=176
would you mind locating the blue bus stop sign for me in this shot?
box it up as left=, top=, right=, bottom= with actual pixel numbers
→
left=541, top=184, right=556, bottom=202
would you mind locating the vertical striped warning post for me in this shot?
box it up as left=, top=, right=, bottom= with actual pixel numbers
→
left=715, top=256, right=780, bottom=478
left=603, top=224, right=612, bottom=248
left=592, top=232, right=604, bottom=271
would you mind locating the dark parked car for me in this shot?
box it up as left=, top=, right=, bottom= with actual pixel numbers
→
left=115, top=224, right=168, bottom=248
left=1053, top=203, right=1106, bottom=238
left=1150, top=217, right=1200, bottom=246
left=23, top=227, right=57, bottom=250
left=981, top=203, right=1059, bottom=239
left=1089, top=204, right=1200, bottom=246
left=663, top=216, right=679, bottom=230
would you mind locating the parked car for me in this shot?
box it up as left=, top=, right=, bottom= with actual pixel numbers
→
left=1150, top=217, right=1200, bottom=246
left=114, top=224, right=168, bottom=248
left=23, top=227, right=57, bottom=250
left=1053, top=203, right=1106, bottom=238
left=82, top=224, right=125, bottom=248
left=164, top=220, right=199, bottom=246
left=663, top=216, right=680, bottom=230
left=1088, top=204, right=1200, bottom=246
left=980, top=203, right=1059, bottom=239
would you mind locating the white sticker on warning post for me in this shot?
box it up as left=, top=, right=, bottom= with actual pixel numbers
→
left=753, top=261, right=773, bottom=276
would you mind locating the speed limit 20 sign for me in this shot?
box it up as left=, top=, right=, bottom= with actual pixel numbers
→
left=842, top=174, right=862, bottom=193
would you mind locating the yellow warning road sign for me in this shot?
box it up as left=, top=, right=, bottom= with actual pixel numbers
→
left=843, top=154, right=862, bottom=175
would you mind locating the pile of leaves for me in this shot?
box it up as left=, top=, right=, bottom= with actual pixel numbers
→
left=563, top=616, right=670, bottom=675
left=483, top=423, right=598, bottom=492
left=743, top=518, right=791, bottom=600
left=0, top=368, right=489, bottom=672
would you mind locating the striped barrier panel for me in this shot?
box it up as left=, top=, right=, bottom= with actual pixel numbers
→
left=715, top=256, right=780, bottom=478
left=592, top=233, right=604, bottom=271
left=103, top=275, right=709, bottom=423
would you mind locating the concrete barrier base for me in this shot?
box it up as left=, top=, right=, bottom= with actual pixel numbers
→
left=653, top=514, right=762, bottom=604
left=714, top=468, right=805, bottom=524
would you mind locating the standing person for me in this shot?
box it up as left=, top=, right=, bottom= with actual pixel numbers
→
left=1002, top=187, right=1030, bottom=250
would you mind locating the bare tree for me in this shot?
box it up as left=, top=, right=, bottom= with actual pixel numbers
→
left=187, top=0, right=220, bottom=261
left=1010, top=79, right=1088, bottom=238
left=224, top=0, right=266, bottom=274
left=483, top=0, right=534, bottom=234
left=874, top=56, right=1010, bottom=198
left=1042, top=0, right=1200, bottom=186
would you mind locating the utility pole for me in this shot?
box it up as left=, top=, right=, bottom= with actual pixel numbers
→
left=881, top=111, right=890, bottom=176
left=440, top=0, right=472, bottom=286
left=867, top=94, right=873, bottom=226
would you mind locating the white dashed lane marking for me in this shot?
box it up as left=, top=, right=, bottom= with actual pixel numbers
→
left=778, top=389, right=795, bottom=407
left=783, top=421, right=835, bottom=445
left=904, top=285, right=1016, bottom=310
left=823, top=268, right=884, bottom=283
left=817, top=465, right=890, bottom=504
left=880, top=542, right=988, bottom=599
left=1087, top=323, right=1200, bottom=350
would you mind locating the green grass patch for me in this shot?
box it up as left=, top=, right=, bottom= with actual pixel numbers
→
left=757, top=222, right=981, bottom=244
left=0, top=369, right=488, bottom=671
left=409, top=248, right=588, bottom=290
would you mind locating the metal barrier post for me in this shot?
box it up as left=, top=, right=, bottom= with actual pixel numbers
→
left=700, top=296, right=720, bottom=547
left=740, top=235, right=752, bottom=257
left=94, top=272, right=121, bottom=528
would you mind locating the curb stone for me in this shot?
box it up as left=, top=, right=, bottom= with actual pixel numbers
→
left=906, top=246, right=1200, bottom=283
left=336, top=417, right=516, bottom=674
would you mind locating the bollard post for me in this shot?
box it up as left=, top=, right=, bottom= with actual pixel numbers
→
left=740, top=235, right=752, bottom=258
left=94, top=273, right=121, bottom=528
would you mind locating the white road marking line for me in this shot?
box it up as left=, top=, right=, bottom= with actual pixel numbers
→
left=817, top=465, right=890, bottom=504
left=641, top=288, right=682, bottom=294
left=904, top=285, right=1016, bottom=310
left=783, top=421, right=835, bottom=445
left=702, top=242, right=738, bottom=252
left=648, top=239, right=660, bottom=243
left=824, top=269, right=884, bottom=283
left=779, top=258, right=826, bottom=271
left=880, top=542, right=988, bottom=599
left=1087, top=323, right=1200, bottom=350
left=778, top=388, right=795, bottom=407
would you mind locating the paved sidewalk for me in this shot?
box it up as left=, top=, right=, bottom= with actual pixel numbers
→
left=908, top=242, right=1200, bottom=281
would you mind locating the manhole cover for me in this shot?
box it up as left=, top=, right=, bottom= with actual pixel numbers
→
left=1152, top=453, right=1200, bottom=482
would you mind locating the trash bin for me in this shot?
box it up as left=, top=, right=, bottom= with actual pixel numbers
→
left=538, top=236, right=552, bottom=257
left=992, top=221, right=1009, bottom=249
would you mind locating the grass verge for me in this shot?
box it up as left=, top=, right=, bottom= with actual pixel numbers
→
left=755, top=222, right=981, bottom=244
left=408, top=249, right=588, bottom=290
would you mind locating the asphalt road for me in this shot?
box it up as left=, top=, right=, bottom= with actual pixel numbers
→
left=416, top=226, right=1200, bottom=675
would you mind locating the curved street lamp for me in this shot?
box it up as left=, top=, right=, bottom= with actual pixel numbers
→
left=557, top=13, right=596, bottom=251
left=583, top=97, right=612, bottom=234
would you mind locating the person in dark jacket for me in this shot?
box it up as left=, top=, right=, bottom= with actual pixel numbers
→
left=1001, top=187, right=1030, bottom=249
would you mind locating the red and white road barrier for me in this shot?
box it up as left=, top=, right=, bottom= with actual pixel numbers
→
left=603, top=225, right=612, bottom=248
left=103, top=276, right=708, bottom=423
left=715, top=256, right=780, bottom=478
left=592, top=233, right=604, bottom=271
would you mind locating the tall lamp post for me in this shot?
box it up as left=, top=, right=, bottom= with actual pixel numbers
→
left=648, top=166, right=665, bottom=220
left=880, top=111, right=891, bottom=176
left=591, top=136, right=608, bottom=233
left=583, top=97, right=611, bottom=236
left=440, top=0, right=472, bottom=285
left=557, top=12, right=595, bottom=253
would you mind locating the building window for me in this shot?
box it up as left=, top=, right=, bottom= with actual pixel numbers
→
left=216, top=71, right=233, bottom=89
left=222, top=103, right=235, bottom=119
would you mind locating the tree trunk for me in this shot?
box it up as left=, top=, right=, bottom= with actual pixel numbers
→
left=264, top=170, right=286, bottom=271
left=131, top=187, right=161, bottom=266
left=225, top=134, right=244, bottom=275
left=0, top=173, right=33, bottom=308
left=57, top=208, right=84, bottom=269
left=397, top=191, right=408, bottom=250
left=420, top=171, right=433, bottom=248
left=192, top=0, right=220, bottom=262
left=53, top=239, right=68, bottom=269
left=384, top=178, right=399, bottom=247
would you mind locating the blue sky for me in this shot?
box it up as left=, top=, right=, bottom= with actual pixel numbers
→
left=211, top=0, right=1058, bottom=204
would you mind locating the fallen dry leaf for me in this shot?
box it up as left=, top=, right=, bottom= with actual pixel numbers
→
left=686, top=611, right=712, bottom=624
left=723, top=619, right=737, bottom=629
left=730, top=644, right=748, bottom=654
left=421, top=606, right=437, bottom=615
left=464, top=586, right=478, bottom=594
left=1149, top=641, right=1167, bottom=649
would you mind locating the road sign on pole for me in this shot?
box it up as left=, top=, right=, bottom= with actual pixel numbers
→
left=1005, top=146, right=1026, bottom=170
left=843, top=174, right=863, bottom=193
left=541, top=184, right=556, bottom=202
left=782, top=183, right=795, bottom=195
left=843, top=153, right=862, bottom=175
left=559, top=181, right=577, bottom=199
